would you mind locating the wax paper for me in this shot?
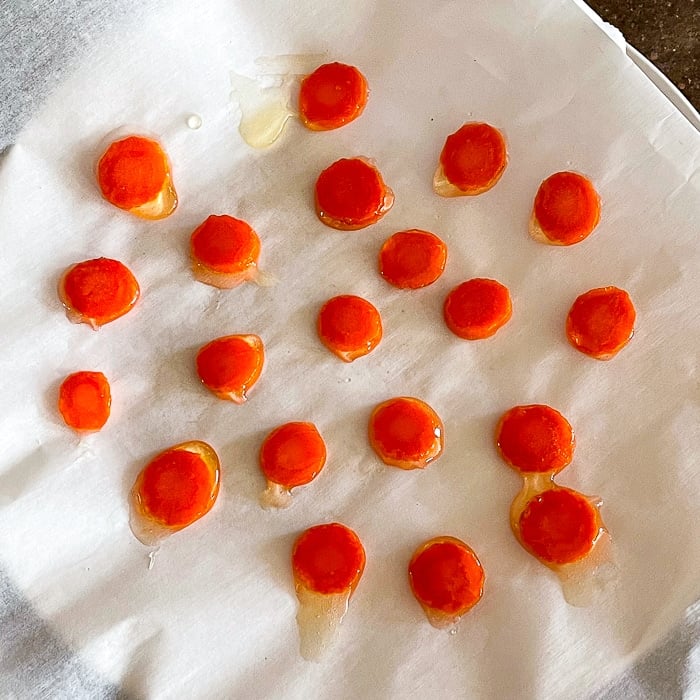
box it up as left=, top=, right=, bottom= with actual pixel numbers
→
left=1, top=1, right=699, bottom=698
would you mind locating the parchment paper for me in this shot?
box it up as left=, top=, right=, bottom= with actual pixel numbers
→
left=1, top=1, right=699, bottom=698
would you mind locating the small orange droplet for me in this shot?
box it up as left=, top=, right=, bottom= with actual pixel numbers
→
left=58, top=371, right=111, bottom=432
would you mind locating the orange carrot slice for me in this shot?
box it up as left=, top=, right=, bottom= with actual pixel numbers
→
left=443, top=278, right=512, bottom=340
left=408, top=536, right=485, bottom=629
left=566, top=286, right=635, bottom=360
left=59, top=257, right=140, bottom=330
left=97, top=135, right=177, bottom=219
left=317, top=295, right=382, bottom=362
left=530, top=171, right=600, bottom=246
left=58, top=371, right=111, bottom=432
left=434, top=122, right=507, bottom=197
left=315, top=157, right=394, bottom=230
left=130, top=440, right=220, bottom=546
left=299, top=62, right=368, bottom=131
left=368, top=396, right=444, bottom=470
left=496, top=404, right=575, bottom=476
left=379, top=229, right=447, bottom=289
left=195, top=334, right=264, bottom=403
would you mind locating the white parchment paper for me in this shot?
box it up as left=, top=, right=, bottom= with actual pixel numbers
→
left=1, top=1, right=699, bottom=698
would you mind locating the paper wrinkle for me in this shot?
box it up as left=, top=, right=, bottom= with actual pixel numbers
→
left=0, top=0, right=699, bottom=698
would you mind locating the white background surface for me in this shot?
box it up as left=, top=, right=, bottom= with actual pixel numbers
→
left=1, top=1, right=699, bottom=698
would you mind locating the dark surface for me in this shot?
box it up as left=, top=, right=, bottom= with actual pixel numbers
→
left=587, top=0, right=699, bottom=108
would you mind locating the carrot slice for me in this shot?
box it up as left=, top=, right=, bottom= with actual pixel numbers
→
left=379, top=229, right=447, bottom=289
left=443, top=278, right=512, bottom=340
left=299, top=62, right=368, bottom=131
left=368, top=396, right=444, bottom=470
left=317, top=295, right=382, bottom=362
left=58, top=371, right=111, bottom=432
left=434, top=122, right=507, bottom=197
left=530, top=171, right=600, bottom=246
left=566, top=286, right=635, bottom=360
left=130, top=440, right=220, bottom=545
left=59, top=257, right=140, bottom=330
left=517, top=487, right=600, bottom=565
left=195, top=334, right=264, bottom=403
left=190, top=214, right=262, bottom=289
left=496, top=404, right=575, bottom=475
left=260, top=422, right=327, bottom=508
left=408, top=536, right=485, bottom=629
left=315, top=157, right=394, bottom=230
left=97, top=135, right=177, bottom=219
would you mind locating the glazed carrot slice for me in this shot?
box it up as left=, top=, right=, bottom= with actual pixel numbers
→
left=379, top=229, right=447, bottom=289
left=530, top=171, right=600, bottom=246
left=195, top=334, right=264, bottom=403
left=408, top=536, right=485, bottom=629
left=58, top=371, right=111, bottom=432
left=130, top=440, right=220, bottom=546
left=59, top=257, right=140, bottom=330
left=299, top=62, right=368, bottom=131
left=259, top=422, right=327, bottom=508
left=496, top=404, right=575, bottom=475
left=315, top=157, right=394, bottom=230
left=443, top=278, right=512, bottom=340
left=190, top=214, right=262, bottom=289
left=317, top=295, right=382, bottom=362
left=566, top=286, right=635, bottom=360
left=516, top=487, right=601, bottom=565
left=434, top=122, right=507, bottom=197
left=368, top=397, right=444, bottom=470
left=97, top=135, right=177, bottom=219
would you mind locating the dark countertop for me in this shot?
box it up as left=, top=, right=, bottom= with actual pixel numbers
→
left=587, top=0, right=699, bottom=109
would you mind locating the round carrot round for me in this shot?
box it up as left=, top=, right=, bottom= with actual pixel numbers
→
left=368, top=397, right=444, bottom=470
left=292, top=523, right=366, bottom=595
left=97, top=135, right=177, bottom=218
left=435, top=122, right=507, bottom=197
left=496, top=404, right=575, bottom=475
left=518, top=487, right=600, bottom=565
left=260, top=422, right=327, bottom=489
left=132, top=441, right=220, bottom=531
left=190, top=214, right=261, bottom=289
left=59, top=257, right=140, bottom=329
left=443, top=278, right=512, bottom=340
left=299, top=62, right=368, bottom=131
left=195, top=334, right=264, bottom=403
left=566, top=286, right=635, bottom=360
left=409, top=537, right=485, bottom=625
left=379, top=229, right=447, bottom=289
left=530, top=171, right=600, bottom=246
left=315, top=157, right=394, bottom=230
left=317, top=295, right=382, bottom=362
left=58, top=371, right=111, bottom=431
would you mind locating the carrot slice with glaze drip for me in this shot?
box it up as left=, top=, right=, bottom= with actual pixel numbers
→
left=58, top=371, right=111, bottom=432
left=408, top=536, right=485, bottom=629
left=259, top=422, right=327, bottom=509
left=315, top=157, right=394, bottom=230
left=443, top=278, right=512, bottom=340
left=130, top=440, right=221, bottom=546
left=566, top=286, right=635, bottom=360
left=496, top=404, right=575, bottom=475
left=434, top=122, right=507, bottom=197
left=369, top=397, right=444, bottom=470
left=379, top=230, right=447, bottom=289
left=195, top=334, right=264, bottom=403
left=530, top=171, right=600, bottom=246
left=292, top=523, right=366, bottom=660
left=59, top=257, right=140, bottom=329
left=317, top=295, right=382, bottom=362
left=190, top=214, right=262, bottom=289
left=299, top=62, right=368, bottom=131
left=97, top=135, right=177, bottom=219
